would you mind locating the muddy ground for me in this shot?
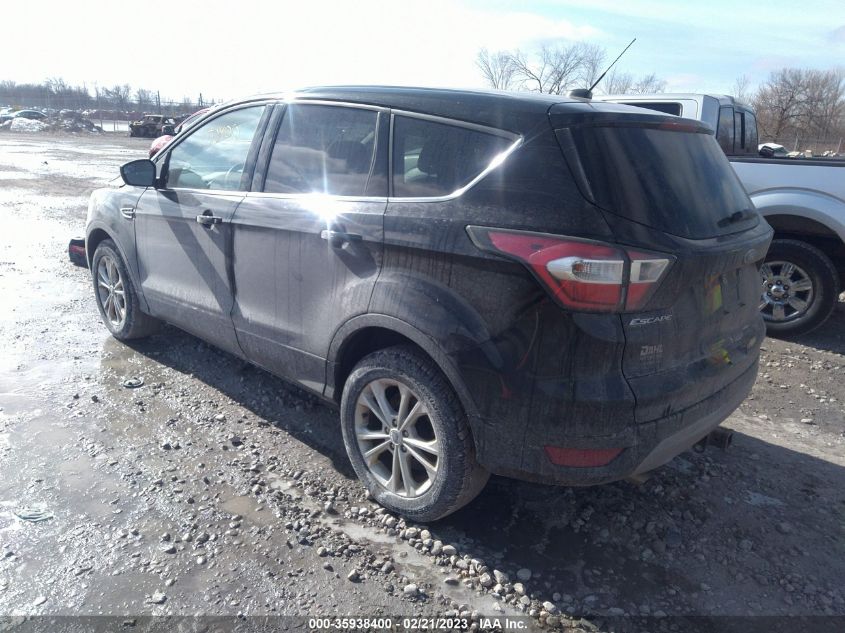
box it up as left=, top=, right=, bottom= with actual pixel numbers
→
left=0, top=132, right=843, bottom=632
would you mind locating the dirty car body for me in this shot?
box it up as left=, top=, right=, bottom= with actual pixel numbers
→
left=86, top=87, right=772, bottom=520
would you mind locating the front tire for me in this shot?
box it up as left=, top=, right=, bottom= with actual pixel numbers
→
left=761, top=239, right=839, bottom=337
left=340, top=345, right=489, bottom=522
left=91, top=239, right=161, bottom=340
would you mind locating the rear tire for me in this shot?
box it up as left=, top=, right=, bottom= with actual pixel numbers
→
left=340, top=345, right=489, bottom=522
left=91, top=239, right=162, bottom=340
left=761, top=239, right=838, bottom=337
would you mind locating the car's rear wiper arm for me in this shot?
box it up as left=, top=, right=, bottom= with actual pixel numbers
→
left=717, top=208, right=755, bottom=228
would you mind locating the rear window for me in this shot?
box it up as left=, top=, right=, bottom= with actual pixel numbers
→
left=564, top=125, right=756, bottom=239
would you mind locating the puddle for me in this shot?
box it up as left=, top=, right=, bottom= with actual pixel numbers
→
left=744, top=490, right=785, bottom=507
left=221, top=495, right=276, bottom=527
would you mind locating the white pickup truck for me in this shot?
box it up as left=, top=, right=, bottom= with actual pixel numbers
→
left=598, top=93, right=845, bottom=336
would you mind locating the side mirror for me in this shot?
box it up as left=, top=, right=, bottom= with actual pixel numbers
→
left=120, top=159, right=157, bottom=187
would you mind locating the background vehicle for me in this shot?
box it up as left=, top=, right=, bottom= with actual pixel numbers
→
left=759, top=142, right=790, bottom=158
left=129, top=114, right=174, bottom=138
left=86, top=87, right=770, bottom=520
left=0, top=109, right=47, bottom=124
left=598, top=93, right=845, bottom=336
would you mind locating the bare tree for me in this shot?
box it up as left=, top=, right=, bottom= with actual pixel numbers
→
left=755, top=68, right=812, bottom=140
left=102, top=84, right=132, bottom=110
left=733, top=74, right=751, bottom=103
left=801, top=68, right=845, bottom=141
left=476, top=48, right=517, bottom=90
left=477, top=44, right=665, bottom=96
left=602, top=69, right=634, bottom=94
left=46, top=77, right=68, bottom=94
left=631, top=73, right=667, bottom=94
left=135, top=88, right=153, bottom=109
left=502, top=43, right=590, bottom=94
left=753, top=67, right=845, bottom=150
left=577, top=43, right=606, bottom=89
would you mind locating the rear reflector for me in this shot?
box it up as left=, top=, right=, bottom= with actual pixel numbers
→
left=466, top=227, right=673, bottom=313
left=544, top=446, right=623, bottom=468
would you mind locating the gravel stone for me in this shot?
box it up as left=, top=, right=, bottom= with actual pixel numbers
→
left=403, top=583, right=419, bottom=597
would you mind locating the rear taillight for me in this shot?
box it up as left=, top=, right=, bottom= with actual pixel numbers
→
left=467, top=226, right=672, bottom=312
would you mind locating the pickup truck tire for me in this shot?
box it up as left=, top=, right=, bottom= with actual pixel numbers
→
left=340, top=345, right=489, bottom=522
left=761, top=239, right=839, bottom=337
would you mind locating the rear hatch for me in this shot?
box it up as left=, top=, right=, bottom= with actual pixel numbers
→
left=552, top=103, right=772, bottom=422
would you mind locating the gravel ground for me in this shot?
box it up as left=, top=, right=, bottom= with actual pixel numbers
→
left=0, top=132, right=843, bottom=632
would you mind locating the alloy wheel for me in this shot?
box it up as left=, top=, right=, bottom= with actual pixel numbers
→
left=96, top=255, right=127, bottom=328
left=354, top=378, right=439, bottom=498
left=760, top=260, right=814, bottom=323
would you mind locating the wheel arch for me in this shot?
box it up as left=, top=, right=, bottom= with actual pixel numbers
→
left=762, top=212, right=845, bottom=286
left=85, top=223, right=151, bottom=313
left=326, top=315, right=483, bottom=449
left=85, top=226, right=112, bottom=268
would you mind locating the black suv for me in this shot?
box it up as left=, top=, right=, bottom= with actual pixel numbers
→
left=86, top=86, right=772, bottom=521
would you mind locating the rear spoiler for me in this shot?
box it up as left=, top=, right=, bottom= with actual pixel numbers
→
left=549, top=102, right=713, bottom=135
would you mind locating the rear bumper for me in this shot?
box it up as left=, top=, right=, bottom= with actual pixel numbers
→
left=483, top=358, right=757, bottom=486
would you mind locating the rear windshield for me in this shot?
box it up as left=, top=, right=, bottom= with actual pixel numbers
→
left=564, top=125, right=757, bottom=239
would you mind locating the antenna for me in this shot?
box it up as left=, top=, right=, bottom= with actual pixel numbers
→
left=589, top=38, right=636, bottom=93
left=569, top=38, right=637, bottom=100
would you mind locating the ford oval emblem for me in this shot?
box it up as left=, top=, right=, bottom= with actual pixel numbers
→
left=743, top=248, right=760, bottom=264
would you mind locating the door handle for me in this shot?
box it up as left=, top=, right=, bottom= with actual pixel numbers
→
left=120, top=207, right=135, bottom=220
left=320, top=229, right=362, bottom=247
left=196, top=211, right=223, bottom=227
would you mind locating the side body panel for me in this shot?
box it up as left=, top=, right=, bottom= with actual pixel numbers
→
left=231, top=195, right=386, bottom=394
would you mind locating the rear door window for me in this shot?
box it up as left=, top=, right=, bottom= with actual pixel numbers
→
left=264, top=104, right=378, bottom=196
left=391, top=115, right=513, bottom=198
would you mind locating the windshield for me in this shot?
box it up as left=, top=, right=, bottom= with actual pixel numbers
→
left=565, top=125, right=758, bottom=239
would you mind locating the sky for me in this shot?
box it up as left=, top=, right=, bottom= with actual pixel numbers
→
left=1, top=0, right=843, bottom=102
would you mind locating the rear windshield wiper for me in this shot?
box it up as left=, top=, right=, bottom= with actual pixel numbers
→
left=717, top=208, right=755, bottom=228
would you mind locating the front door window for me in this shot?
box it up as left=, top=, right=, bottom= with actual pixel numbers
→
left=166, top=106, right=265, bottom=191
